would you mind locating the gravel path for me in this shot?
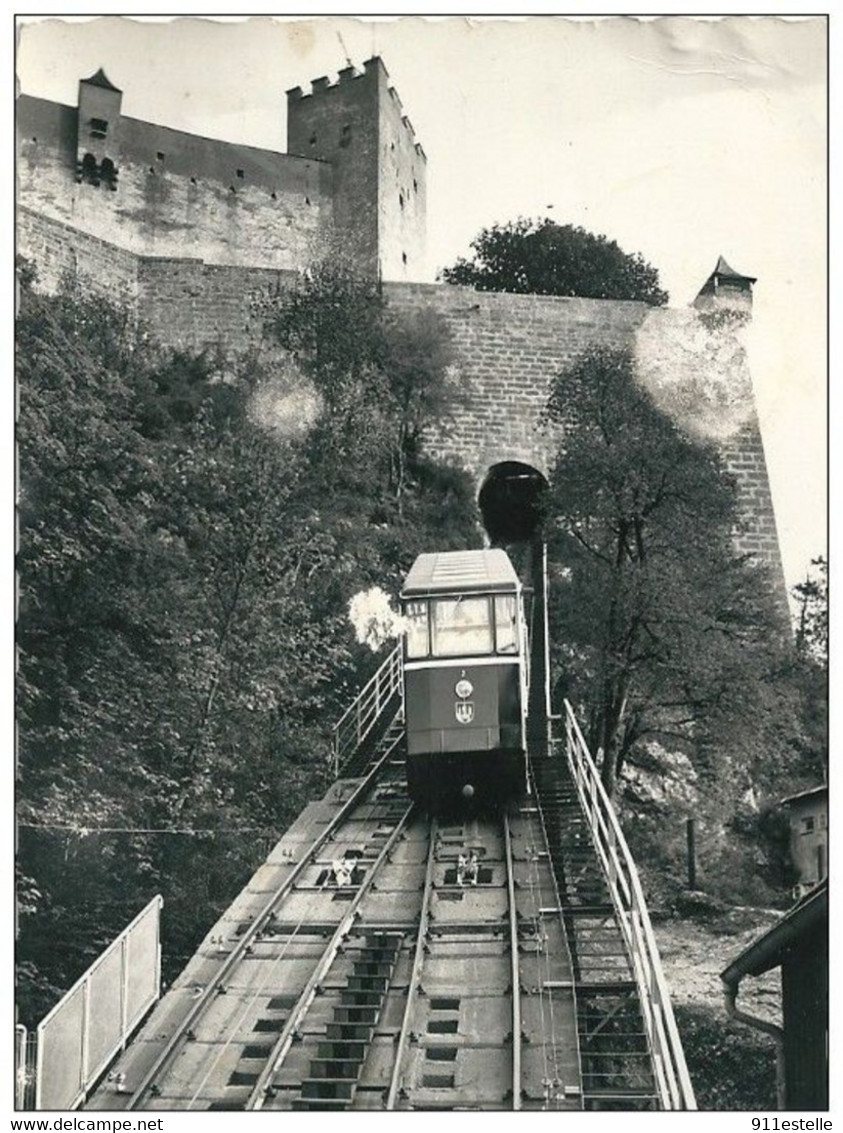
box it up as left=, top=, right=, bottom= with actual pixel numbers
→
left=653, top=908, right=783, bottom=1025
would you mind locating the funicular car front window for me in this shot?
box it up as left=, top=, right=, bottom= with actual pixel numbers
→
left=405, top=600, right=430, bottom=658
left=432, top=597, right=493, bottom=657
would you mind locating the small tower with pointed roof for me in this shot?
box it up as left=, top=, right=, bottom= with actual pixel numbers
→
left=76, top=67, right=122, bottom=188
left=693, top=255, right=756, bottom=319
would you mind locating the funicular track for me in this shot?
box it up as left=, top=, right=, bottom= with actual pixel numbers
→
left=87, top=729, right=407, bottom=1111
left=87, top=738, right=583, bottom=1110
left=87, top=540, right=693, bottom=1112
left=86, top=716, right=580, bottom=1110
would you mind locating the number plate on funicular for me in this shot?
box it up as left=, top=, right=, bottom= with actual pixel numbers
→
left=455, top=701, right=474, bottom=724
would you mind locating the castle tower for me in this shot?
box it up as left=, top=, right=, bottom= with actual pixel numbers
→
left=693, top=255, right=756, bottom=319
left=690, top=258, right=789, bottom=618
left=76, top=68, right=122, bottom=189
left=286, top=57, right=427, bottom=280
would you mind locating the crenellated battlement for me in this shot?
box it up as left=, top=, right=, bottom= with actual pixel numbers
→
left=285, top=54, right=426, bottom=279
left=286, top=56, right=384, bottom=102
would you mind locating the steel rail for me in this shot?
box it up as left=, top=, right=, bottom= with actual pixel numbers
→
left=503, top=813, right=522, bottom=1111
left=124, top=732, right=404, bottom=1110
left=385, top=817, right=438, bottom=1109
left=246, top=801, right=415, bottom=1110
left=524, top=760, right=586, bottom=1106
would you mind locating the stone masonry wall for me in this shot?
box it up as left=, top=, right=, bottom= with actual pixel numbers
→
left=383, top=282, right=650, bottom=479
left=17, top=213, right=787, bottom=598
left=18, top=95, right=334, bottom=273
left=18, top=207, right=140, bottom=300
left=135, top=259, right=297, bottom=355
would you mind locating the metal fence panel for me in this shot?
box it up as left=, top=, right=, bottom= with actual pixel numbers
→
left=86, top=941, right=125, bottom=1083
left=34, top=896, right=161, bottom=1110
left=37, top=984, right=85, bottom=1110
left=125, top=901, right=160, bottom=1028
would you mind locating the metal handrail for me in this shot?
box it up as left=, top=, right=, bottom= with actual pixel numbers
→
left=331, top=643, right=403, bottom=776
left=562, top=701, right=697, bottom=1111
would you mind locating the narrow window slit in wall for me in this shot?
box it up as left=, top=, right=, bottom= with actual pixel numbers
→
left=79, top=152, right=99, bottom=186
left=100, top=157, right=118, bottom=190
left=236, top=169, right=244, bottom=179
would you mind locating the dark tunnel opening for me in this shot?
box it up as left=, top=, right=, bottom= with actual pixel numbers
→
left=478, top=461, right=549, bottom=546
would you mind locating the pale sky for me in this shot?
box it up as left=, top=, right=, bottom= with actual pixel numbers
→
left=15, top=14, right=828, bottom=595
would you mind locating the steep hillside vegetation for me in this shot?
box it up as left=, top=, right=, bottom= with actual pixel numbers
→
left=15, top=263, right=477, bottom=1023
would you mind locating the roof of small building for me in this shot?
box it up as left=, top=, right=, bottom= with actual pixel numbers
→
left=696, top=255, right=757, bottom=298
left=780, top=783, right=828, bottom=806
left=721, top=878, right=827, bottom=985
left=711, top=254, right=757, bottom=283
left=81, top=67, right=122, bottom=93
left=402, top=549, right=519, bottom=596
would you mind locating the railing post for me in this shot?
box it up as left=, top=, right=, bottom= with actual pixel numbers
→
left=80, top=977, right=91, bottom=1103
left=607, top=823, right=616, bottom=891
left=15, top=1024, right=27, bottom=1110
left=120, top=933, right=130, bottom=1048
left=686, top=818, right=696, bottom=889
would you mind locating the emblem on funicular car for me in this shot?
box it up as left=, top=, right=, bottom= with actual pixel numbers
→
left=455, top=678, right=473, bottom=699
left=455, top=701, right=475, bottom=725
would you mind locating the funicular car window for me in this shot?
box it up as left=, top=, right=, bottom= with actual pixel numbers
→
left=405, top=601, right=430, bottom=658
left=494, top=594, right=519, bottom=653
left=432, top=597, right=493, bottom=657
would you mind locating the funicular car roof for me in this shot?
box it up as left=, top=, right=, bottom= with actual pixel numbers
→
left=402, top=549, right=519, bottom=596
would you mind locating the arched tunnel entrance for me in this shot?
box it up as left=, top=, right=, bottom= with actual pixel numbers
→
left=478, top=461, right=549, bottom=546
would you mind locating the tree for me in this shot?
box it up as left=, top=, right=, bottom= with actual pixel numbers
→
left=442, top=217, right=668, bottom=305
left=268, top=258, right=468, bottom=523
left=15, top=282, right=344, bottom=1020
left=789, top=557, right=828, bottom=776
left=544, top=346, right=791, bottom=795
left=793, top=556, right=828, bottom=667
